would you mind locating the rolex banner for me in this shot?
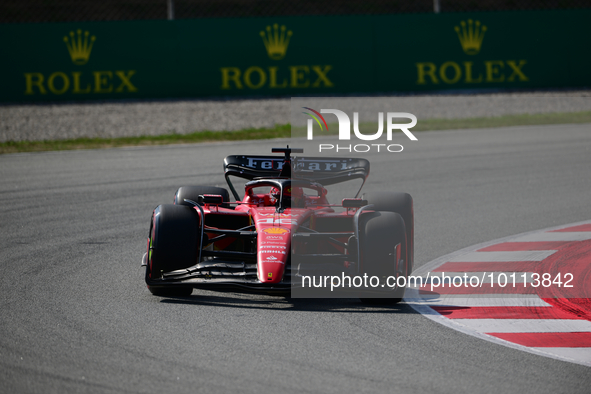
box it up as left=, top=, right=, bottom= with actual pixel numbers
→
left=0, top=10, right=589, bottom=102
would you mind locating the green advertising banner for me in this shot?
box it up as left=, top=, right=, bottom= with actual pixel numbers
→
left=0, top=10, right=589, bottom=102
left=374, top=10, right=591, bottom=91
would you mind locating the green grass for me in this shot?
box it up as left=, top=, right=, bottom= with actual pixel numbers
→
left=2, top=111, right=590, bottom=154
left=0, top=125, right=291, bottom=154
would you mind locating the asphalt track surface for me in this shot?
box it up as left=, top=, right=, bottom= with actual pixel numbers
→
left=1, top=123, right=590, bottom=393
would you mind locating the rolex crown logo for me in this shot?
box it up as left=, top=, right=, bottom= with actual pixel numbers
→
left=63, top=29, right=96, bottom=65
left=454, top=19, right=487, bottom=55
left=260, top=24, right=292, bottom=60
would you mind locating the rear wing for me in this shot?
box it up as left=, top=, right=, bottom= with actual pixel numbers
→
left=293, top=157, right=370, bottom=186
left=224, top=155, right=285, bottom=180
left=224, top=155, right=370, bottom=200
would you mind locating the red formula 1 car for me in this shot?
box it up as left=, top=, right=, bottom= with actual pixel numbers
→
left=142, top=147, right=413, bottom=302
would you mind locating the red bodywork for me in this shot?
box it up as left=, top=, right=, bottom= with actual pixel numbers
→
left=196, top=183, right=356, bottom=285
left=146, top=149, right=372, bottom=294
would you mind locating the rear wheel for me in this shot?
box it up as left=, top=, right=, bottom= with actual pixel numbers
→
left=146, top=204, right=200, bottom=296
left=174, top=185, right=230, bottom=208
left=358, top=211, right=408, bottom=304
left=363, top=192, right=414, bottom=274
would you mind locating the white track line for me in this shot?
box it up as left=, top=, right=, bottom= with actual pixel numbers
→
left=510, top=232, right=591, bottom=242
left=405, top=295, right=552, bottom=308
left=531, top=348, right=591, bottom=360
left=451, top=319, right=591, bottom=333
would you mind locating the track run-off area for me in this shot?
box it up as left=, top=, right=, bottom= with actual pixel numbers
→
left=406, top=220, right=591, bottom=366
left=0, top=123, right=589, bottom=393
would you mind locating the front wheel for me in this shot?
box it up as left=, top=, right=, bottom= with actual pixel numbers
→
left=145, top=204, right=200, bottom=296
left=358, top=211, right=408, bottom=304
left=363, top=191, right=414, bottom=274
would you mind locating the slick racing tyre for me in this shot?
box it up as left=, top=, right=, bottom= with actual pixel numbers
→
left=358, top=211, right=408, bottom=304
left=174, top=185, right=231, bottom=208
left=146, top=204, right=200, bottom=297
left=363, top=192, right=414, bottom=274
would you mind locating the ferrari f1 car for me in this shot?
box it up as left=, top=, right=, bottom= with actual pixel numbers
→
left=142, top=147, right=413, bottom=302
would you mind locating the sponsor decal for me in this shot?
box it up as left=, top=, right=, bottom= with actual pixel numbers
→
left=259, top=218, right=297, bottom=225
left=261, top=250, right=286, bottom=254
left=261, top=245, right=286, bottom=249
left=257, top=213, right=297, bottom=218
left=260, top=24, right=293, bottom=60
left=416, top=19, right=528, bottom=86
left=24, top=29, right=137, bottom=96
left=455, top=19, right=487, bottom=55
left=245, top=158, right=285, bottom=169
left=263, top=227, right=289, bottom=235
left=294, top=158, right=353, bottom=171
left=220, top=23, right=333, bottom=91
left=266, top=255, right=278, bottom=261
left=64, top=29, right=96, bottom=65
left=259, top=237, right=285, bottom=247
left=246, top=157, right=354, bottom=172
left=264, top=235, right=284, bottom=241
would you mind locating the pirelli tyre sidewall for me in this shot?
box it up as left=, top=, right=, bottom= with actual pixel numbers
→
left=146, top=204, right=200, bottom=296
left=362, top=191, right=414, bottom=274
left=173, top=185, right=231, bottom=208
left=358, top=211, right=408, bottom=303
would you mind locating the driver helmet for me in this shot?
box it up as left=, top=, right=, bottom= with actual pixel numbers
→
left=270, top=186, right=303, bottom=199
left=270, top=186, right=304, bottom=207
